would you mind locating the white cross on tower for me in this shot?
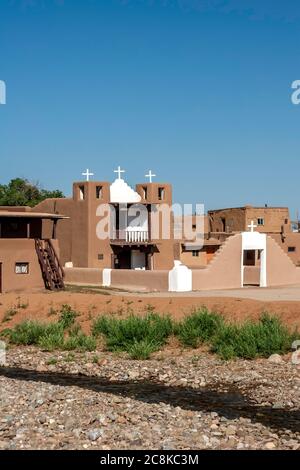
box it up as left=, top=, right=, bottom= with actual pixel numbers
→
left=248, top=220, right=257, bottom=233
left=145, top=170, right=156, bottom=183
left=82, top=168, right=94, bottom=181
left=114, top=166, right=125, bottom=180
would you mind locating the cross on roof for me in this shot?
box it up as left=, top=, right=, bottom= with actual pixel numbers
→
left=248, top=220, right=257, bottom=233
left=114, top=166, right=125, bottom=180
left=145, top=170, right=156, bottom=183
left=82, top=168, right=94, bottom=181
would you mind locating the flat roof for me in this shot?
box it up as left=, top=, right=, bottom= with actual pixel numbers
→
left=0, top=211, right=69, bottom=220
left=208, top=206, right=289, bottom=212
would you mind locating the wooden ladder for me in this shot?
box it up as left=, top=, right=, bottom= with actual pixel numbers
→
left=35, top=239, right=65, bottom=290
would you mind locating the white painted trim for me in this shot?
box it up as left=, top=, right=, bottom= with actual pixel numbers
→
left=168, top=261, right=192, bottom=292
left=102, top=268, right=112, bottom=287
left=241, top=232, right=267, bottom=288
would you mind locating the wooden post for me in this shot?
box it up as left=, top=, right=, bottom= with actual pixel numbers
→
left=27, top=222, right=30, bottom=238
left=52, top=219, right=58, bottom=239
left=147, top=204, right=151, bottom=241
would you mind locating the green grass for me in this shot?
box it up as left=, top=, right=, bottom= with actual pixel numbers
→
left=175, top=308, right=224, bottom=348
left=1, top=304, right=299, bottom=361
left=1, top=308, right=18, bottom=323
left=210, top=313, right=297, bottom=360
left=92, top=313, right=174, bottom=359
left=1, top=305, right=96, bottom=352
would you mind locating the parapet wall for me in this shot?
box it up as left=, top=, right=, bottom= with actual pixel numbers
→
left=192, top=234, right=242, bottom=290
left=64, top=268, right=103, bottom=286
left=111, top=269, right=169, bottom=291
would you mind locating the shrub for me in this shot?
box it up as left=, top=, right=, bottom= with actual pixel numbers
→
left=58, top=305, right=78, bottom=329
left=2, top=308, right=18, bottom=323
left=4, top=320, right=50, bottom=345
left=211, top=313, right=296, bottom=360
left=175, top=308, right=224, bottom=348
left=2, top=304, right=96, bottom=352
left=127, top=339, right=158, bottom=360
left=63, top=333, right=96, bottom=352
left=92, top=313, right=174, bottom=357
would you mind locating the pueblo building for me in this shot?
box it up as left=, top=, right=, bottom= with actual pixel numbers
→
left=177, top=206, right=300, bottom=269
left=1, top=168, right=300, bottom=293
left=0, top=207, right=67, bottom=293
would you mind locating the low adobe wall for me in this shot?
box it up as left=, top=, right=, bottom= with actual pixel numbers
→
left=192, top=234, right=242, bottom=290
left=244, top=266, right=260, bottom=286
left=111, top=269, right=169, bottom=292
left=64, top=267, right=103, bottom=286
left=266, top=236, right=300, bottom=286
left=0, top=239, right=45, bottom=293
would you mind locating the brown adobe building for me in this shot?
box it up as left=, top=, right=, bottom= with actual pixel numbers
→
left=207, top=206, right=300, bottom=266
left=177, top=206, right=300, bottom=268
left=32, top=178, right=175, bottom=272
left=0, top=208, right=66, bottom=293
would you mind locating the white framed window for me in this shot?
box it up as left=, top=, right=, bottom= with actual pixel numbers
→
left=257, top=218, right=265, bottom=226
left=15, top=263, right=29, bottom=274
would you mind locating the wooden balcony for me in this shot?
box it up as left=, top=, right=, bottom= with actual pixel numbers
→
left=110, top=230, right=150, bottom=245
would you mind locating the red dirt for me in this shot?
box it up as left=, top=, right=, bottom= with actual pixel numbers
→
left=0, top=290, right=300, bottom=333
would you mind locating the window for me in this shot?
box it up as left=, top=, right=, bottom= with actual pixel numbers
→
left=158, top=187, right=165, bottom=201
left=98, top=254, right=104, bottom=260
left=15, top=263, right=29, bottom=274
left=142, top=186, right=148, bottom=199
left=192, top=250, right=199, bottom=257
left=285, top=219, right=289, bottom=225
left=96, top=186, right=103, bottom=199
left=257, top=218, right=265, bottom=226
left=288, top=247, right=296, bottom=253
left=79, top=185, right=85, bottom=200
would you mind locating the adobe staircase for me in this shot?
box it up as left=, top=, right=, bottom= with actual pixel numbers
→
left=35, top=239, right=65, bottom=290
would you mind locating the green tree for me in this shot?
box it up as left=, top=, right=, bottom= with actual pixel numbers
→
left=0, top=178, right=64, bottom=207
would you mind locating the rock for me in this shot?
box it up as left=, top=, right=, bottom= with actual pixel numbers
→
left=268, top=354, right=284, bottom=364
left=265, top=442, right=277, bottom=450
left=87, top=429, right=103, bottom=442
left=291, top=350, right=300, bottom=366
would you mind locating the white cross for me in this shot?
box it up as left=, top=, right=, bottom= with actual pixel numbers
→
left=248, top=220, right=257, bottom=232
left=114, top=166, right=125, bottom=180
left=145, top=170, right=156, bottom=183
left=82, top=168, right=94, bottom=181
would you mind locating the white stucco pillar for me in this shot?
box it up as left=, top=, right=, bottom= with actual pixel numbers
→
left=168, top=261, right=192, bottom=292
left=102, top=268, right=112, bottom=287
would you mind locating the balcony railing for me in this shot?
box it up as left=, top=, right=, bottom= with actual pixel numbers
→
left=111, top=230, right=149, bottom=243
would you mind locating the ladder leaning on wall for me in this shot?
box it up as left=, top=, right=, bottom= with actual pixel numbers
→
left=35, top=238, right=65, bottom=291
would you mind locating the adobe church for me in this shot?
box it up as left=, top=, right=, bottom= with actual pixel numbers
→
left=1, top=167, right=300, bottom=293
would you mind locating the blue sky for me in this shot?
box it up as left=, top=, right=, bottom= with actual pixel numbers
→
left=1, top=0, right=300, bottom=216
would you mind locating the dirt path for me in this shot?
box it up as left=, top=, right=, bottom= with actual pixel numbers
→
left=1, top=288, right=300, bottom=332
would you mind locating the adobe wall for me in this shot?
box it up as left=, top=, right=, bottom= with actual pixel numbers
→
left=243, top=266, right=260, bottom=286
left=192, top=234, right=242, bottom=290
left=266, top=236, right=300, bottom=286
left=271, top=233, right=300, bottom=266
left=64, top=267, right=103, bottom=285
left=111, top=269, right=169, bottom=291
left=0, top=239, right=45, bottom=293
left=180, top=250, right=207, bottom=267
left=246, top=207, right=291, bottom=234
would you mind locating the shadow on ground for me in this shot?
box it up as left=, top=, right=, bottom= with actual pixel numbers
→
left=0, top=366, right=299, bottom=434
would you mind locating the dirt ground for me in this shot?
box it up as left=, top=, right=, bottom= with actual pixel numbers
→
left=1, top=286, right=300, bottom=332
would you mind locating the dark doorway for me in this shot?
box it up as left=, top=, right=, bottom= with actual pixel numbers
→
left=116, top=249, right=131, bottom=269
left=243, top=250, right=256, bottom=266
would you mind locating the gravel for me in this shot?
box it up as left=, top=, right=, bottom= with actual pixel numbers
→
left=0, top=346, right=299, bottom=450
